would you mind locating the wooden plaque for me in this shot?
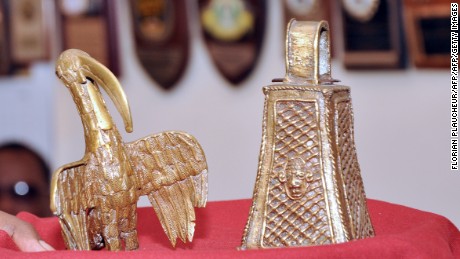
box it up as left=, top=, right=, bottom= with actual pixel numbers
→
left=8, top=0, right=49, bottom=64
left=58, top=0, right=120, bottom=75
left=341, top=0, right=406, bottom=69
left=130, top=0, right=189, bottom=90
left=282, top=0, right=334, bottom=56
left=198, top=0, right=266, bottom=85
left=283, top=0, right=330, bottom=22
left=0, top=0, right=9, bottom=75
left=403, top=0, right=450, bottom=68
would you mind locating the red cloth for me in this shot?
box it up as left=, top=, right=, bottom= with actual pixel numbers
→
left=1, top=199, right=459, bottom=258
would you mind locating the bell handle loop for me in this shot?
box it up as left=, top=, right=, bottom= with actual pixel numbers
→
left=284, top=19, right=332, bottom=85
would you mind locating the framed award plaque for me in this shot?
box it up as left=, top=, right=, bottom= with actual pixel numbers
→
left=283, top=0, right=328, bottom=21
left=403, top=0, right=450, bottom=68
left=0, top=0, right=10, bottom=75
left=8, top=0, right=49, bottom=65
left=341, top=0, right=406, bottom=69
left=282, top=0, right=334, bottom=56
left=130, top=0, right=189, bottom=90
left=198, top=0, right=266, bottom=85
left=58, top=0, right=120, bottom=75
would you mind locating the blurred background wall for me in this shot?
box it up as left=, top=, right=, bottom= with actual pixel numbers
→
left=0, top=0, right=457, bottom=228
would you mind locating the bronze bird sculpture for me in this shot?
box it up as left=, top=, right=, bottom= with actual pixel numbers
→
left=50, top=49, right=208, bottom=251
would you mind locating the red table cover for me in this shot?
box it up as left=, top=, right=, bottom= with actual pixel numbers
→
left=1, top=199, right=459, bottom=258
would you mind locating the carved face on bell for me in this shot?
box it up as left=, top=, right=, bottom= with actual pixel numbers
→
left=278, top=157, right=312, bottom=199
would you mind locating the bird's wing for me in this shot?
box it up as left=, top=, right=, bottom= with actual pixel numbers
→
left=50, top=160, right=94, bottom=250
left=125, top=131, right=208, bottom=246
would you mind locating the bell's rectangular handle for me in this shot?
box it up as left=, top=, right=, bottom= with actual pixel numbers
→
left=284, top=19, right=333, bottom=85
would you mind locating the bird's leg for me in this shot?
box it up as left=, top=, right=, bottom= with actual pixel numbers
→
left=101, top=207, right=121, bottom=251
left=87, top=208, right=104, bottom=250
left=119, top=203, right=139, bottom=250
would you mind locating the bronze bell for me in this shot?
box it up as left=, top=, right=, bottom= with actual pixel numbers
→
left=240, top=20, right=375, bottom=249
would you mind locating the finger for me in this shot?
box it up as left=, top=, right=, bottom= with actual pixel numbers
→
left=15, top=238, right=48, bottom=252
left=0, top=211, right=53, bottom=252
left=39, top=240, right=55, bottom=251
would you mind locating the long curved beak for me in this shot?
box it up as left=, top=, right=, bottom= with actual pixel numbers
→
left=78, top=54, right=133, bottom=133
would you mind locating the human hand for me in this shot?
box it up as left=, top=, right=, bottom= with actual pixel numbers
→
left=0, top=210, right=54, bottom=252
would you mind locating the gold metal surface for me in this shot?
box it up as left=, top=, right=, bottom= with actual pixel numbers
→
left=240, top=20, right=374, bottom=249
left=50, top=49, right=208, bottom=251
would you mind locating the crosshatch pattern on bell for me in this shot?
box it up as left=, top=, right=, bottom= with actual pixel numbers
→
left=263, top=100, right=331, bottom=247
left=334, top=98, right=374, bottom=239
